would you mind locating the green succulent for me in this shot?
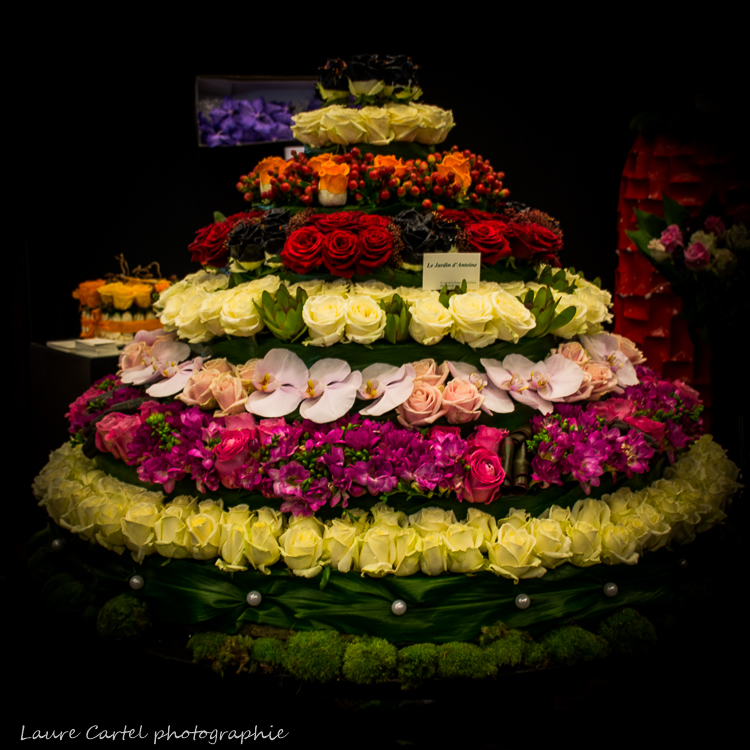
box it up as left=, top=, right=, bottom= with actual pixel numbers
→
left=255, top=285, right=308, bottom=343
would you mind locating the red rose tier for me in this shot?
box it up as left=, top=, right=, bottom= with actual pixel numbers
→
left=32, top=55, right=741, bottom=685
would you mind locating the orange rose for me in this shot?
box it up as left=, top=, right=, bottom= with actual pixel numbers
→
left=307, top=153, right=337, bottom=175
left=373, top=155, right=408, bottom=178
left=254, top=156, right=290, bottom=187
left=154, top=280, right=171, bottom=295
left=437, top=153, right=471, bottom=191
left=318, top=161, right=350, bottom=194
left=73, top=280, right=106, bottom=309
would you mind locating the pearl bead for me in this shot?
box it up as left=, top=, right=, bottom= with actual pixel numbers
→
left=391, top=599, right=407, bottom=616
left=514, top=593, right=531, bottom=610
left=51, top=538, right=65, bottom=552
left=678, top=558, right=688, bottom=569
left=129, top=575, right=144, bottom=590
left=603, top=582, right=618, bottom=597
left=246, top=591, right=262, bottom=607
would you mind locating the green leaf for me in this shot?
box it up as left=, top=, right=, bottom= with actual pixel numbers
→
left=626, top=228, right=656, bottom=257
left=384, top=315, right=397, bottom=345
left=549, top=305, right=576, bottom=333
left=633, top=208, right=666, bottom=237
left=213, top=211, right=227, bottom=223
left=662, top=194, right=690, bottom=229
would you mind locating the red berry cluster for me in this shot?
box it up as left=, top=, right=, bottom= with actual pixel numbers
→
left=236, top=146, right=510, bottom=212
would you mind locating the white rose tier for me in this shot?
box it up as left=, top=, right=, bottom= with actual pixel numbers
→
left=32, top=55, right=741, bottom=683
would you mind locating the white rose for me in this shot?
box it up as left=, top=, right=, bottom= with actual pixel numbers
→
left=487, top=290, right=536, bottom=343
left=449, top=293, right=498, bottom=348
left=396, top=286, right=439, bottom=305
left=409, top=298, right=453, bottom=346
left=408, top=507, right=457, bottom=536
left=420, top=531, right=448, bottom=576
left=344, top=295, right=386, bottom=345
left=121, top=501, right=164, bottom=563
left=386, top=104, right=421, bottom=141
left=243, top=520, right=282, bottom=574
left=352, top=279, right=394, bottom=304
left=358, top=106, right=394, bottom=145
left=412, top=104, right=455, bottom=145
left=199, top=288, right=239, bottom=337
left=216, top=522, right=248, bottom=572
left=303, top=294, right=347, bottom=347
left=527, top=517, right=572, bottom=568
left=549, top=292, right=589, bottom=339
left=319, top=105, right=367, bottom=145
left=219, top=286, right=264, bottom=337
left=324, top=519, right=361, bottom=573
left=174, top=289, right=213, bottom=343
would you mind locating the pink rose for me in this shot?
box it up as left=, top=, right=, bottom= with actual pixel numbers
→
left=612, top=334, right=646, bottom=365
left=177, top=369, right=219, bottom=409
left=624, top=415, right=666, bottom=444
left=442, top=379, right=484, bottom=424
left=238, top=358, right=260, bottom=389
left=257, top=418, right=287, bottom=445
left=704, top=216, right=725, bottom=236
left=592, top=398, right=636, bottom=423
left=94, top=412, right=141, bottom=464
left=210, top=373, right=248, bottom=416
left=684, top=241, right=710, bottom=270
left=468, top=425, right=508, bottom=454
left=560, top=371, right=595, bottom=403
left=214, top=429, right=251, bottom=488
left=581, top=362, right=618, bottom=401
left=428, top=425, right=461, bottom=439
left=223, top=413, right=258, bottom=434
left=462, top=448, right=505, bottom=504
left=410, top=359, right=450, bottom=387
left=660, top=224, right=684, bottom=254
left=203, top=358, right=237, bottom=375
left=554, top=341, right=590, bottom=366
left=396, top=382, right=447, bottom=428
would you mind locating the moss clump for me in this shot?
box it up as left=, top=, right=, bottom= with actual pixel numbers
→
left=523, top=642, right=549, bottom=670
left=598, top=608, right=657, bottom=657
left=541, top=625, right=610, bottom=667
left=479, top=621, right=512, bottom=645
left=342, top=637, right=398, bottom=685
left=485, top=629, right=534, bottom=669
left=252, top=637, right=287, bottom=672
left=436, top=642, right=498, bottom=680
left=96, top=594, right=151, bottom=643
left=42, top=573, right=89, bottom=619
left=284, top=630, right=345, bottom=683
left=397, top=643, right=438, bottom=690
left=188, top=632, right=254, bottom=676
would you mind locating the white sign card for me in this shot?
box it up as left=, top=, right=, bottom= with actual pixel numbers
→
left=421, top=253, right=482, bottom=291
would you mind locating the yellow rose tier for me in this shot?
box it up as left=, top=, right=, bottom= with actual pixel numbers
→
left=33, top=55, right=741, bottom=685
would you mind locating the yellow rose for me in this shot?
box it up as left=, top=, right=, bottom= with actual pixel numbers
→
left=486, top=523, right=546, bottom=581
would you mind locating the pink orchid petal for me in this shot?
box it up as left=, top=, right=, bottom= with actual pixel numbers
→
left=256, top=349, right=309, bottom=388
left=538, top=354, right=584, bottom=400
left=501, top=354, right=536, bottom=379
left=511, top=388, right=554, bottom=414
left=300, top=371, right=362, bottom=423
left=308, top=358, right=352, bottom=384
left=146, top=358, right=203, bottom=398
left=359, top=366, right=415, bottom=416
left=480, top=383, right=515, bottom=414
left=246, top=385, right=304, bottom=417
left=480, top=358, right=511, bottom=390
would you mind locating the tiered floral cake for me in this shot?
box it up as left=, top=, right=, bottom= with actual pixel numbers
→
left=32, top=55, right=740, bottom=682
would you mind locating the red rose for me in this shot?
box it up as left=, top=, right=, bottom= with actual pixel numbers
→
left=434, top=209, right=467, bottom=226
left=357, top=226, right=394, bottom=275
left=464, top=220, right=511, bottom=264
left=468, top=425, right=509, bottom=454
left=462, top=448, right=505, bottom=504
left=281, top=226, right=325, bottom=274
left=322, top=230, right=360, bottom=278
left=188, top=212, right=247, bottom=267
left=310, top=211, right=363, bottom=233
left=507, top=222, right=562, bottom=261
left=358, top=214, right=391, bottom=228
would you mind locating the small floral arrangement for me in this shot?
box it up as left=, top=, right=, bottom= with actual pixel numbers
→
left=235, top=147, right=509, bottom=212
left=627, top=194, right=749, bottom=326
left=197, top=96, right=294, bottom=147
left=314, top=54, right=423, bottom=106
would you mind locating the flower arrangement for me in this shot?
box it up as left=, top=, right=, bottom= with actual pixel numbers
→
left=627, top=194, right=749, bottom=327
left=314, top=54, right=423, bottom=107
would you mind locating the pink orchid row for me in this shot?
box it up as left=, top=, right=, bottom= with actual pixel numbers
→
left=117, top=330, right=643, bottom=428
